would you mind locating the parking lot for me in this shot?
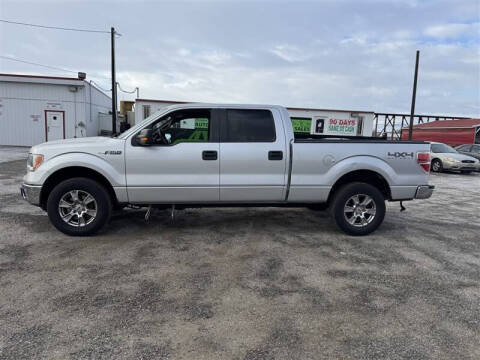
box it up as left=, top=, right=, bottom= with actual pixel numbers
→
left=0, top=147, right=479, bottom=360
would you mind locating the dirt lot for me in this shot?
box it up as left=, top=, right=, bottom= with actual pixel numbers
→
left=0, top=147, right=479, bottom=360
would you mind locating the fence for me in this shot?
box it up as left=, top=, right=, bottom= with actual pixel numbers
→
left=373, top=113, right=470, bottom=140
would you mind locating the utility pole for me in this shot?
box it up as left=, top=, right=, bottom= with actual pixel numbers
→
left=408, top=50, right=420, bottom=140
left=111, top=27, right=117, bottom=136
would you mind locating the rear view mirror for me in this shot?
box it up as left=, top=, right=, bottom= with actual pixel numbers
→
left=136, top=129, right=153, bottom=146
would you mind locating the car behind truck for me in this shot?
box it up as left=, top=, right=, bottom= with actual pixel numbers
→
left=21, top=104, right=434, bottom=236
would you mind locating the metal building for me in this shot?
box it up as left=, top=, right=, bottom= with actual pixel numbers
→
left=134, top=98, right=375, bottom=137
left=400, top=118, right=480, bottom=146
left=0, top=73, right=112, bottom=146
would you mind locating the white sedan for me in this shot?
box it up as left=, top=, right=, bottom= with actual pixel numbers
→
left=430, top=142, right=480, bottom=173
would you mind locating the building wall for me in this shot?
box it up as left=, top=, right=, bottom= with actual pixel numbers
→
left=134, top=100, right=374, bottom=137
left=287, top=109, right=374, bottom=137
left=85, top=82, right=112, bottom=137
left=134, top=100, right=175, bottom=125
left=0, top=79, right=111, bottom=146
left=400, top=128, right=476, bottom=147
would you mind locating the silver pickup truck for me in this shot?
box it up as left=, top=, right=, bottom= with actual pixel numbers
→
left=21, top=104, right=434, bottom=236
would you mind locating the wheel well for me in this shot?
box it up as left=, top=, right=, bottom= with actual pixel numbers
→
left=327, top=170, right=391, bottom=204
left=40, top=167, right=118, bottom=210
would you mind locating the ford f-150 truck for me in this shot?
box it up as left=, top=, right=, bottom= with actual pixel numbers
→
left=21, top=104, right=434, bottom=236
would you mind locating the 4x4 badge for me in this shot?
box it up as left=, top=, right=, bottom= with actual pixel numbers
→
left=387, top=151, right=414, bottom=159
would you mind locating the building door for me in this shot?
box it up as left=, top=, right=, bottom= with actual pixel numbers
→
left=45, top=110, right=65, bottom=141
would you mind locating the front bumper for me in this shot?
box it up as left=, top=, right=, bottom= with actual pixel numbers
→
left=20, top=183, right=41, bottom=206
left=443, top=161, right=479, bottom=171
left=415, top=185, right=435, bottom=199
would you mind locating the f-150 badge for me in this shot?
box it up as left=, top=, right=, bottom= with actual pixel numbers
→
left=101, top=150, right=122, bottom=155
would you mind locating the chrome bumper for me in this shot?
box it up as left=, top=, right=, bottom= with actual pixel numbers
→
left=415, top=185, right=435, bottom=199
left=20, top=183, right=41, bottom=206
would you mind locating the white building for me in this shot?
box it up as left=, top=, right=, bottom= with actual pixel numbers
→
left=0, top=73, right=112, bottom=146
left=134, top=99, right=374, bottom=137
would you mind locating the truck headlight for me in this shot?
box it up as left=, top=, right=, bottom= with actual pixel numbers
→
left=27, top=154, right=44, bottom=171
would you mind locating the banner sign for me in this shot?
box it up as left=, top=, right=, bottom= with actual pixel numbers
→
left=326, top=118, right=358, bottom=135
left=291, top=118, right=311, bottom=133
left=292, top=116, right=359, bottom=136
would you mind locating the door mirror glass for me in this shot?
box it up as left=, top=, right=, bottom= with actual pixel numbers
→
left=136, top=129, right=153, bottom=146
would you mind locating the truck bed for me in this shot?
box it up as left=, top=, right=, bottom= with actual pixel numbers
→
left=293, top=133, right=427, bottom=144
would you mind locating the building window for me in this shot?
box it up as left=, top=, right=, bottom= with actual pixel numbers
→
left=351, top=113, right=364, bottom=135
left=143, top=105, right=151, bottom=119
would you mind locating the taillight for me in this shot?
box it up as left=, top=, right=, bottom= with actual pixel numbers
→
left=417, top=152, right=430, bottom=173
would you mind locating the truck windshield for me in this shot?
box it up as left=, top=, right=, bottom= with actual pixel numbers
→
left=431, top=144, right=457, bottom=153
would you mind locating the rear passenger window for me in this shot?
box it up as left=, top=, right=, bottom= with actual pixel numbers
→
left=224, top=109, right=276, bottom=142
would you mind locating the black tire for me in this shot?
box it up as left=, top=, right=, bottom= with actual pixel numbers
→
left=330, top=182, right=386, bottom=236
left=47, top=177, right=112, bottom=236
left=431, top=159, right=443, bottom=173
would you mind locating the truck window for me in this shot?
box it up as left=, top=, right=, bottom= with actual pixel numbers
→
left=224, top=109, right=275, bottom=142
left=150, top=109, right=211, bottom=145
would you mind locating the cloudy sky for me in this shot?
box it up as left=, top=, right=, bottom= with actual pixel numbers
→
left=1, top=0, right=479, bottom=116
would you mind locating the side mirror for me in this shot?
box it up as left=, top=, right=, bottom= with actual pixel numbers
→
left=136, top=129, right=153, bottom=146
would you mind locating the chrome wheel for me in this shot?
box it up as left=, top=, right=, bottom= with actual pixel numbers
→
left=58, top=190, right=97, bottom=227
left=432, top=160, right=441, bottom=172
left=343, top=194, right=376, bottom=228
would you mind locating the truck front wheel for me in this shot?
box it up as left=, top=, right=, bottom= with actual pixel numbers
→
left=47, top=177, right=112, bottom=236
left=330, top=182, right=386, bottom=236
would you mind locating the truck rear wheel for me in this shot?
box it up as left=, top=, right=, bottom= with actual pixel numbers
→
left=47, top=177, right=112, bottom=236
left=330, top=182, right=385, bottom=236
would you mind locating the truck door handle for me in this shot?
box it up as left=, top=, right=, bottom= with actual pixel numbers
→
left=202, top=150, right=218, bottom=160
left=268, top=151, right=283, bottom=160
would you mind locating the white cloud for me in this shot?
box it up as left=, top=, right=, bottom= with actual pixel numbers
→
left=1, top=0, right=478, bottom=116
left=270, top=44, right=311, bottom=63
left=424, top=22, right=479, bottom=38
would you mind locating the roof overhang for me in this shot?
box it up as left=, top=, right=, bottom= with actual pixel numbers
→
left=0, top=73, right=85, bottom=87
left=135, top=98, right=374, bottom=114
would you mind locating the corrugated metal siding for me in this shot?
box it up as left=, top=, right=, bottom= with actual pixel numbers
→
left=0, top=80, right=111, bottom=146
left=400, top=127, right=475, bottom=146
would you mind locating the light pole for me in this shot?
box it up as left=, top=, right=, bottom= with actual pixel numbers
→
left=408, top=50, right=420, bottom=140
left=111, top=26, right=117, bottom=135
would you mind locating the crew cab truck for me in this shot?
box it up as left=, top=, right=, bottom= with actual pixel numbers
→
left=21, top=104, right=434, bottom=236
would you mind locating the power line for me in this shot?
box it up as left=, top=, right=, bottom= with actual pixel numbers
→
left=0, top=55, right=78, bottom=74
left=90, top=80, right=112, bottom=92
left=117, top=82, right=137, bottom=94
left=0, top=55, right=112, bottom=81
left=0, top=19, right=111, bottom=34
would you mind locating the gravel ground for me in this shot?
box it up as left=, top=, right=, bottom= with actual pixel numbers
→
left=0, top=147, right=479, bottom=359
